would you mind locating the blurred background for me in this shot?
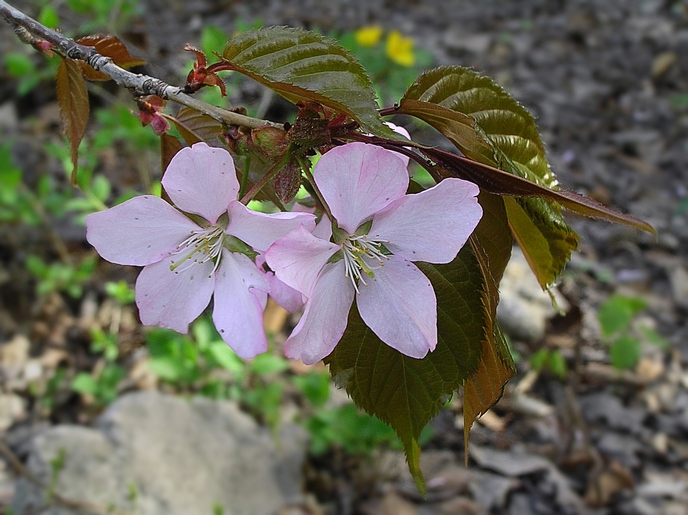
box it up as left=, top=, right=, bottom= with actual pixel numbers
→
left=1, top=1, right=688, bottom=514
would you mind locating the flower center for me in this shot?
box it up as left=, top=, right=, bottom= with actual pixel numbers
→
left=341, top=235, right=390, bottom=294
left=170, top=224, right=225, bottom=275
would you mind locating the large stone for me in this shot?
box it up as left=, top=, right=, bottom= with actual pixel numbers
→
left=496, top=247, right=567, bottom=343
left=12, top=391, right=308, bottom=515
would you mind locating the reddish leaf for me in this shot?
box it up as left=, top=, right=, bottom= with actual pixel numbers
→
left=76, top=34, right=146, bottom=81
left=56, top=57, right=90, bottom=184
left=160, top=134, right=182, bottom=204
left=421, top=147, right=656, bottom=235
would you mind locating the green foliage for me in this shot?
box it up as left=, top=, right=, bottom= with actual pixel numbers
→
left=306, top=403, right=432, bottom=456
left=4, top=50, right=60, bottom=95
left=104, top=280, right=135, bottom=305
left=530, top=348, right=568, bottom=380
left=598, top=295, right=647, bottom=338
left=597, top=295, right=669, bottom=370
left=26, top=255, right=97, bottom=298
left=338, top=28, right=434, bottom=107
left=64, top=0, right=142, bottom=31
left=71, top=363, right=126, bottom=406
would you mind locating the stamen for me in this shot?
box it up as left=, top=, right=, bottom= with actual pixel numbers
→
left=341, top=234, right=390, bottom=294
left=169, top=225, right=225, bottom=275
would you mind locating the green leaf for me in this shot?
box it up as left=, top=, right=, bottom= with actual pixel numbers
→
left=71, top=372, right=99, bottom=395
left=610, top=335, right=641, bottom=370
left=325, top=246, right=487, bottom=494
left=639, top=326, right=669, bottom=350
left=222, top=27, right=394, bottom=137
left=208, top=342, right=244, bottom=375
left=598, top=295, right=648, bottom=338
left=249, top=354, right=289, bottom=376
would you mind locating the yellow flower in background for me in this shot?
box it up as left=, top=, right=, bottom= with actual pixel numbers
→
left=386, top=30, right=415, bottom=67
left=355, top=25, right=383, bottom=47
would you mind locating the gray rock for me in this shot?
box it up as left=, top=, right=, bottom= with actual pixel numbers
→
left=497, top=247, right=568, bottom=343
left=12, top=391, right=308, bottom=515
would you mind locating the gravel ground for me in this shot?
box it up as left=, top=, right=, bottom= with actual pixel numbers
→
left=2, top=1, right=688, bottom=514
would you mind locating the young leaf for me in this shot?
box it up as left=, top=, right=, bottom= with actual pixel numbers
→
left=402, top=66, right=554, bottom=187
left=56, top=56, right=89, bottom=183
left=172, top=107, right=224, bottom=146
left=222, top=27, right=395, bottom=138
left=76, top=34, right=146, bottom=81
left=325, top=246, right=488, bottom=493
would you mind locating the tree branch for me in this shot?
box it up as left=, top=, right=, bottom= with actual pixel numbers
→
left=0, top=0, right=280, bottom=130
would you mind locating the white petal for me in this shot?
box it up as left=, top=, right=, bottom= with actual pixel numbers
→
left=135, top=254, right=215, bottom=333
left=162, top=143, right=238, bottom=224
left=265, top=226, right=339, bottom=296
left=85, top=196, right=200, bottom=266
left=370, top=178, right=482, bottom=264
left=226, top=201, right=316, bottom=252
left=357, top=256, right=436, bottom=358
left=284, top=262, right=354, bottom=365
left=314, top=143, right=408, bottom=233
left=212, top=251, right=270, bottom=359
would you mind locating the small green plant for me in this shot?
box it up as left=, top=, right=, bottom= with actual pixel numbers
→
left=71, top=363, right=126, bottom=407
left=26, top=254, right=97, bottom=298
left=598, top=295, right=669, bottom=370
left=305, top=403, right=433, bottom=456
left=529, top=347, right=568, bottom=379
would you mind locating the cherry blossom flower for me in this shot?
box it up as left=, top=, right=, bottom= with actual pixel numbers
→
left=266, top=142, right=483, bottom=364
left=86, top=142, right=315, bottom=358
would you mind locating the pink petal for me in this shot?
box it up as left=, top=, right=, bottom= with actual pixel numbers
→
left=85, top=196, right=201, bottom=266
left=162, top=142, right=238, bottom=224
left=370, top=178, right=482, bottom=264
left=226, top=201, right=316, bottom=252
left=135, top=254, right=215, bottom=333
left=314, top=143, right=409, bottom=233
left=357, top=256, right=436, bottom=359
left=265, top=226, right=339, bottom=296
left=266, top=272, right=306, bottom=313
left=212, top=251, right=270, bottom=359
left=284, top=262, right=354, bottom=364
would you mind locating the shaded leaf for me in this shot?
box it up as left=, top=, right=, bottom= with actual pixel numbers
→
left=222, top=27, right=395, bottom=138
left=56, top=57, right=89, bottom=183
left=325, top=246, right=487, bottom=493
left=504, top=197, right=579, bottom=287
left=462, top=198, right=515, bottom=452
left=76, top=34, right=146, bottom=81
left=172, top=107, right=224, bottom=145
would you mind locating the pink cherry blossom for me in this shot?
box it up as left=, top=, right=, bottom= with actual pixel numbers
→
left=266, top=142, right=483, bottom=364
left=86, top=142, right=315, bottom=358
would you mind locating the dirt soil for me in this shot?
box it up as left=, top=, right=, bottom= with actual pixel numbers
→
left=2, top=1, right=688, bottom=514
